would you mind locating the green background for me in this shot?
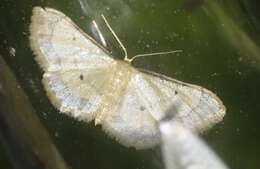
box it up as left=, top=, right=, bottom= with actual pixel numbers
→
left=0, top=0, right=260, bottom=169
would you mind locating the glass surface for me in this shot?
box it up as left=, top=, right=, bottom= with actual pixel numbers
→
left=0, top=0, right=259, bottom=169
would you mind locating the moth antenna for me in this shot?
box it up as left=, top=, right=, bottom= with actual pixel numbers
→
left=101, top=14, right=182, bottom=63
left=92, top=20, right=107, bottom=47
left=129, top=50, right=183, bottom=62
left=101, top=14, right=129, bottom=61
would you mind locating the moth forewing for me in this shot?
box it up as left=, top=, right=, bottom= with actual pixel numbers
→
left=30, top=7, right=115, bottom=72
left=30, top=6, right=117, bottom=122
left=139, top=69, right=226, bottom=132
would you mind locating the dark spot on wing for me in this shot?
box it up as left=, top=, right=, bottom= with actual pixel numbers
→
left=73, top=37, right=76, bottom=40
left=140, top=106, right=146, bottom=111
left=174, top=91, right=178, bottom=95
left=80, top=74, right=84, bottom=80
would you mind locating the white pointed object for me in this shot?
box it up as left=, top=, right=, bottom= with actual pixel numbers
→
left=29, top=7, right=226, bottom=149
left=160, top=122, right=229, bottom=169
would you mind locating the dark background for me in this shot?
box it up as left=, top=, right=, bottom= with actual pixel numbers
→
left=0, top=0, right=260, bottom=169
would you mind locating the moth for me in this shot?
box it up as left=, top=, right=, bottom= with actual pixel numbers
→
left=29, top=7, right=226, bottom=149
